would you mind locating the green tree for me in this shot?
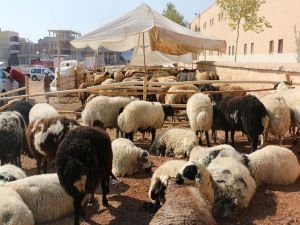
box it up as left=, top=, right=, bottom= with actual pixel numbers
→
left=162, top=2, right=188, bottom=27
left=218, top=0, right=271, bottom=61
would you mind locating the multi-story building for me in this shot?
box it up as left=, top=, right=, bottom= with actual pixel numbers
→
left=190, top=0, right=300, bottom=63
left=0, top=30, right=20, bottom=65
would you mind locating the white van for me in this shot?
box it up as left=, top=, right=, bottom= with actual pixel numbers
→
left=28, top=67, right=55, bottom=81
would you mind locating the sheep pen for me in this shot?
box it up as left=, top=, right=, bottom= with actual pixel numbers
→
left=5, top=78, right=300, bottom=225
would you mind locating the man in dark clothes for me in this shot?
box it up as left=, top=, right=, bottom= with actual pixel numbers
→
left=44, top=70, right=51, bottom=103
left=5, top=66, right=26, bottom=95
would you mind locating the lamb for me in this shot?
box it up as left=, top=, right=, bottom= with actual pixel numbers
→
left=81, top=95, right=137, bottom=138
left=175, top=161, right=215, bottom=205
left=117, top=100, right=173, bottom=142
left=150, top=128, right=198, bottom=158
left=259, top=93, right=291, bottom=145
left=186, top=93, right=213, bottom=146
left=78, top=82, right=90, bottom=106
left=247, top=145, right=300, bottom=186
left=26, top=116, right=80, bottom=174
left=0, top=187, right=34, bottom=225
left=189, top=144, right=248, bottom=167
left=0, top=111, right=27, bottom=166
left=112, top=70, right=125, bottom=82
left=4, top=173, right=73, bottom=224
left=6, top=100, right=33, bottom=126
left=93, top=72, right=110, bottom=85
left=55, top=126, right=114, bottom=225
left=29, top=103, right=59, bottom=124
left=213, top=95, right=269, bottom=151
left=0, top=164, right=26, bottom=184
left=208, top=157, right=256, bottom=218
left=112, top=138, right=152, bottom=177
left=148, top=160, right=186, bottom=205
left=165, top=84, right=199, bottom=104
left=149, top=179, right=217, bottom=225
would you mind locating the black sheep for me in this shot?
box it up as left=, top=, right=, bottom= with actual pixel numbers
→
left=6, top=100, right=33, bottom=126
left=55, top=126, right=114, bottom=225
left=214, top=95, right=269, bottom=151
left=0, top=111, right=27, bottom=166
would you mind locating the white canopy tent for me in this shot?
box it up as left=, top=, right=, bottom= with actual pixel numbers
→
left=71, top=3, right=226, bottom=65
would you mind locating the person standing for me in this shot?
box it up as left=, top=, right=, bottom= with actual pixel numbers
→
left=43, top=70, right=51, bottom=103
left=5, top=66, right=26, bottom=95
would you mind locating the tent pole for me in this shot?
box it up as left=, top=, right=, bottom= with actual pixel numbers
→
left=142, top=32, right=148, bottom=101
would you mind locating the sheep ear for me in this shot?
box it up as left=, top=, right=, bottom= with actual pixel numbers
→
left=182, top=165, right=198, bottom=181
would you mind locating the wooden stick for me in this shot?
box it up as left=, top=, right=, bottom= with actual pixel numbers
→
left=0, top=87, right=26, bottom=97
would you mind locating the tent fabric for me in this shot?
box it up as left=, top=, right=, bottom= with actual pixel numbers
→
left=71, top=3, right=226, bottom=55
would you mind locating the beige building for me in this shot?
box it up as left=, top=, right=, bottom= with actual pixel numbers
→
left=190, top=0, right=300, bottom=63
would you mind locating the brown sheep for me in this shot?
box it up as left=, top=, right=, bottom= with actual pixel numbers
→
left=149, top=178, right=216, bottom=225
left=78, top=83, right=90, bottom=106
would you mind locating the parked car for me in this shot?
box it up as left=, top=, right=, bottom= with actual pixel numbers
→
left=28, top=67, right=55, bottom=81
left=0, top=68, right=17, bottom=93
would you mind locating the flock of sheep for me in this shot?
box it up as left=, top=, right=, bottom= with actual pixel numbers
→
left=0, top=68, right=299, bottom=225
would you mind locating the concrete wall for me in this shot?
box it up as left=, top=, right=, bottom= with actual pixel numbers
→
left=197, top=61, right=300, bottom=90
left=191, top=0, right=300, bottom=63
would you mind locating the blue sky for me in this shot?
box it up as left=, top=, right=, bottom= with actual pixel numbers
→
left=0, top=0, right=214, bottom=43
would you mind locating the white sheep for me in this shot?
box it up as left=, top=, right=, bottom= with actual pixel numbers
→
left=149, top=179, right=217, bottom=225
left=189, top=144, right=248, bottom=167
left=148, top=160, right=186, bottom=204
left=186, top=93, right=213, bottom=146
left=112, top=138, right=152, bottom=177
left=247, top=145, right=300, bottom=186
left=207, top=157, right=256, bottom=218
left=82, top=95, right=136, bottom=130
left=117, top=100, right=173, bottom=142
left=4, top=173, right=74, bottom=224
left=0, top=164, right=26, bottom=184
left=29, top=103, right=59, bottom=124
left=0, top=187, right=34, bottom=225
left=150, top=128, right=198, bottom=158
left=175, top=160, right=215, bottom=205
left=259, top=93, right=291, bottom=145
left=165, top=84, right=199, bottom=104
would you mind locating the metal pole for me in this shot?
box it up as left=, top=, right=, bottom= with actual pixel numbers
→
left=57, top=32, right=61, bottom=92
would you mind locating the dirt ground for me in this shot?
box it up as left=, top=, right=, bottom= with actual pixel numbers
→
left=22, top=80, right=300, bottom=225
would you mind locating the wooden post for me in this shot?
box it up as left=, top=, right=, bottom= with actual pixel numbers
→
left=142, top=32, right=148, bottom=100
left=25, top=76, right=29, bottom=101
left=285, top=73, right=291, bottom=84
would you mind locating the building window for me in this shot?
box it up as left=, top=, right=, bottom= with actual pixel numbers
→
left=211, top=18, right=214, bottom=26
left=228, top=46, right=231, bottom=55
left=221, top=12, right=224, bottom=21
left=195, top=25, right=198, bottom=32
left=251, top=43, right=254, bottom=54
left=203, top=22, right=206, bottom=30
left=232, top=46, right=235, bottom=55
left=278, top=39, right=283, bottom=53
left=269, top=40, right=274, bottom=54
left=244, top=44, right=247, bottom=55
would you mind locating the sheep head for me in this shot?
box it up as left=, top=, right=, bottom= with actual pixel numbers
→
left=139, top=150, right=152, bottom=173
left=150, top=175, right=170, bottom=205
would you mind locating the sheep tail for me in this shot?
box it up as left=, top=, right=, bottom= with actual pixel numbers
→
left=196, top=111, right=209, bottom=129
left=262, top=115, right=269, bottom=133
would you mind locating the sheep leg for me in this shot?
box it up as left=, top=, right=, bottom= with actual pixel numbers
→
left=205, top=131, right=211, bottom=147
left=36, top=156, right=42, bottom=174
left=73, top=195, right=85, bottom=225
left=225, top=129, right=229, bottom=144
left=42, top=159, right=48, bottom=174
left=279, top=136, right=283, bottom=145
left=230, top=129, right=235, bottom=146
left=101, top=175, right=110, bottom=207
left=151, top=129, right=156, bottom=143
left=250, top=135, right=259, bottom=152
left=197, top=131, right=203, bottom=145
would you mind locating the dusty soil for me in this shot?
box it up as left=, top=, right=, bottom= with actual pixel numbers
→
left=23, top=80, right=300, bottom=225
